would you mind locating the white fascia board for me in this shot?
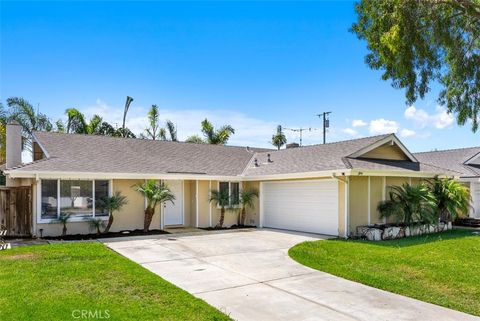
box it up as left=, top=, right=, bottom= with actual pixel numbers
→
left=464, top=152, right=480, bottom=165
left=5, top=170, right=244, bottom=181
left=241, top=169, right=353, bottom=181
left=348, top=134, right=418, bottom=162
left=352, top=169, right=456, bottom=178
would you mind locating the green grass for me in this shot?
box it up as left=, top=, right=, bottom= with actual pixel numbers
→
left=0, top=242, right=230, bottom=321
left=289, top=229, right=480, bottom=316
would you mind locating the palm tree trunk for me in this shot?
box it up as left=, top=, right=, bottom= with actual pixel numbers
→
left=62, top=223, right=67, bottom=236
left=219, top=207, right=225, bottom=228
left=144, top=207, right=155, bottom=233
left=104, top=213, right=114, bottom=233
left=241, top=208, right=246, bottom=226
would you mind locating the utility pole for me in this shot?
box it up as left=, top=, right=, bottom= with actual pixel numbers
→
left=317, top=112, right=332, bottom=144
left=283, top=127, right=318, bottom=146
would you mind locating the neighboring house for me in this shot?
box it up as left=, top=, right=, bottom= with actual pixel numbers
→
left=3, top=122, right=458, bottom=237
left=415, top=148, right=480, bottom=219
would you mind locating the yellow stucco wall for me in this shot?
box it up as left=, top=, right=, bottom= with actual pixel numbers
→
left=197, top=180, right=211, bottom=227
left=348, top=176, right=369, bottom=233
left=244, top=181, right=260, bottom=226
left=338, top=180, right=346, bottom=237
left=369, top=176, right=384, bottom=223
left=361, top=144, right=409, bottom=160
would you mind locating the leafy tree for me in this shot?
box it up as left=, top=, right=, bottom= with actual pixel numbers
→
left=65, top=108, right=116, bottom=135
left=378, top=183, right=437, bottom=226
left=209, top=189, right=231, bottom=228
left=185, top=135, right=205, bottom=144
left=0, top=103, right=7, bottom=163
left=134, top=180, right=175, bottom=232
left=238, top=188, right=259, bottom=226
left=430, top=176, right=471, bottom=221
left=201, top=118, right=235, bottom=145
left=112, top=127, right=136, bottom=138
left=352, top=0, right=480, bottom=131
left=7, top=97, right=53, bottom=150
left=271, top=125, right=287, bottom=150
left=96, top=192, right=128, bottom=233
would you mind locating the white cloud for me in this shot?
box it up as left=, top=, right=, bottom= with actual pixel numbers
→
left=342, top=128, right=358, bottom=136
left=404, top=106, right=454, bottom=129
left=369, top=119, right=399, bottom=135
left=351, top=119, right=367, bottom=127
left=400, top=128, right=416, bottom=138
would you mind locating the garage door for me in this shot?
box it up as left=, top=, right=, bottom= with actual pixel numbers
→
left=261, top=179, right=339, bottom=235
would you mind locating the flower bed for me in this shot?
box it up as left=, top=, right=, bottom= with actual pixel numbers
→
left=356, top=222, right=452, bottom=241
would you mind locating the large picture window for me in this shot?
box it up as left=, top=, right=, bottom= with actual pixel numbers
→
left=219, top=181, right=240, bottom=207
left=40, top=179, right=110, bottom=221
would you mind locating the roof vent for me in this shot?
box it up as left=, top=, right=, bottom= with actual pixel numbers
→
left=253, top=158, right=259, bottom=167
left=286, top=143, right=300, bottom=149
left=267, top=154, right=273, bottom=163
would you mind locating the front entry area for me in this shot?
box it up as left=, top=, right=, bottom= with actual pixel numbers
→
left=163, top=180, right=184, bottom=226
left=261, top=179, right=339, bottom=236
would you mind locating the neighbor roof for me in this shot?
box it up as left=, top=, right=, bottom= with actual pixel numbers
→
left=5, top=131, right=457, bottom=178
left=414, top=147, right=480, bottom=177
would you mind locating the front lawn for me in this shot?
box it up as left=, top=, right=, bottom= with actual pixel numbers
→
left=289, top=229, right=480, bottom=316
left=0, top=242, right=230, bottom=321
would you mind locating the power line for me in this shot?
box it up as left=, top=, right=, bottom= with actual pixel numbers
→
left=283, top=127, right=319, bottom=146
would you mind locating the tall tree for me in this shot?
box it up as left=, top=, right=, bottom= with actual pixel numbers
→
left=352, top=0, right=480, bottom=131
left=122, top=96, right=134, bottom=137
left=143, top=105, right=162, bottom=140
left=271, top=125, right=287, bottom=150
left=65, top=108, right=116, bottom=135
left=201, top=118, right=235, bottom=145
left=7, top=97, right=53, bottom=150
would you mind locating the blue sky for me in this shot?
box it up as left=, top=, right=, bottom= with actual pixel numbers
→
left=1, top=1, right=477, bottom=152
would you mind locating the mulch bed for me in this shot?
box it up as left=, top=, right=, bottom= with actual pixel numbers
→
left=455, top=218, right=480, bottom=227
left=41, top=229, right=170, bottom=241
left=200, top=225, right=256, bottom=231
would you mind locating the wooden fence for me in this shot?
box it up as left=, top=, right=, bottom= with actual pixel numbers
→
left=0, top=186, right=32, bottom=237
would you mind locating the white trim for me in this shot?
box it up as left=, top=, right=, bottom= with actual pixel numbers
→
left=344, top=177, right=349, bottom=238
left=195, top=180, right=199, bottom=228
left=259, top=182, right=264, bottom=228
left=92, top=180, right=95, bottom=216
left=182, top=180, right=185, bottom=227
left=209, top=180, right=212, bottom=227
left=464, top=151, right=480, bottom=165
left=217, top=181, right=241, bottom=208
left=367, top=176, right=371, bottom=225
left=348, top=134, right=418, bottom=162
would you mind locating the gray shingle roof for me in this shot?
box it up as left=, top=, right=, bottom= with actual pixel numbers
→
left=7, top=131, right=454, bottom=178
left=414, top=147, right=480, bottom=177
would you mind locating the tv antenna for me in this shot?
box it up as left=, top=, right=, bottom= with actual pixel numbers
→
left=316, top=111, right=332, bottom=144
left=283, top=127, right=319, bottom=146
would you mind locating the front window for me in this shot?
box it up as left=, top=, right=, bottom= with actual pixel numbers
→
left=40, top=179, right=110, bottom=221
left=41, top=180, right=58, bottom=219
left=219, top=182, right=240, bottom=206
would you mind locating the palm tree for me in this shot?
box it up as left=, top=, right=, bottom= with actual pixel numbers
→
left=165, top=120, right=177, bottom=141
left=201, top=119, right=235, bottom=145
left=430, top=176, right=471, bottom=222
left=122, top=96, right=134, bottom=137
left=56, top=212, right=71, bottom=237
left=378, top=183, right=437, bottom=226
left=6, top=97, right=53, bottom=150
left=209, top=189, right=231, bottom=228
left=238, top=189, right=259, bottom=226
left=89, top=218, right=106, bottom=235
left=96, top=192, right=128, bottom=233
left=134, top=180, right=175, bottom=232
left=271, top=125, right=287, bottom=150
left=144, top=105, right=162, bottom=140
left=65, top=108, right=116, bottom=136
left=185, top=135, right=205, bottom=144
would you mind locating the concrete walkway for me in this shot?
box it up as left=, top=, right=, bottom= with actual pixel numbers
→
left=103, top=229, right=478, bottom=321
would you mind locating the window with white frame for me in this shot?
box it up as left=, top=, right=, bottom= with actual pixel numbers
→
left=40, top=179, right=110, bottom=220
left=219, top=182, right=240, bottom=206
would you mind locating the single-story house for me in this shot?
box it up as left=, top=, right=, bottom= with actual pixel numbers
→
left=3, top=122, right=460, bottom=237
left=414, top=148, right=480, bottom=219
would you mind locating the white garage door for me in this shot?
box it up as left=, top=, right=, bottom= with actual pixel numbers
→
left=261, top=179, right=339, bottom=236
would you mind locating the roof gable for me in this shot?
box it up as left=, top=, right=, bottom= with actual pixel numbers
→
left=348, top=134, right=417, bottom=162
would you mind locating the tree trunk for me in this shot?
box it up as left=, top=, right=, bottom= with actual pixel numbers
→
left=241, top=207, right=246, bottom=226
left=62, top=223, right=67, bottom=236
left=104, top=213, right=114, bottom=233
left=144, top=207, right=155, bottom=233
left=218, top=207, right=225, bottom=228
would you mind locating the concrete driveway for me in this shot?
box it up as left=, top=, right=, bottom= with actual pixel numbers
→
left=103, top=229, right=478, bottom=321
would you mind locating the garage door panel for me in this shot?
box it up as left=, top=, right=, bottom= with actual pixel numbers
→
left=262, top=180, right=339, bottom=236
